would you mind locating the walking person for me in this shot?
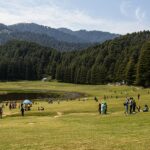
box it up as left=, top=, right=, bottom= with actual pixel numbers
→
left=20, top=104, right=25, bottom=116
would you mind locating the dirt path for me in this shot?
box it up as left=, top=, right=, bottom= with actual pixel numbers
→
left=3, top=112, right=19, bottom=117
left=54, top=112, right=63, bottom=118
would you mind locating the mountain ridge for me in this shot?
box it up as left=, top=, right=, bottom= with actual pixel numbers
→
left=0, top=23, right=119, bottom=51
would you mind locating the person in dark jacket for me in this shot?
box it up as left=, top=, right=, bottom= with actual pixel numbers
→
left=124, top=98, right=129, bottom=115
left=129, top=97, right=133, bottom=114
left=98, top=103, right=101, bottom=114
left=21, top=104, right=25, bottom=116
left=132, top=99, right=136, bottom=113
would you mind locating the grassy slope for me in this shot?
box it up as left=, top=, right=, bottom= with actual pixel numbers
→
left=0, top=81, right=150, bottom=150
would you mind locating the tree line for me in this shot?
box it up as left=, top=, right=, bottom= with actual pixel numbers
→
left=0, top=31, right=150, bottom=87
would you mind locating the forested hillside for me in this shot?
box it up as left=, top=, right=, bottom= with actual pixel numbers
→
left=58, top=28, right=119, bottom=43
left=0, top=31, right=150, bottom=86
left=56, top=31, right=150, bottom=86
left=0, top=41, right=60, bottom=80
left=9, top=23, right=119, bottom=43
left=0, top=23, right=118, bottom=51
left=0, top=31, right=90, bottom=51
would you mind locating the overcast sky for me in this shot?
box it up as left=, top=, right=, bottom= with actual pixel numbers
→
left=0, top=0, right=149, bottom=34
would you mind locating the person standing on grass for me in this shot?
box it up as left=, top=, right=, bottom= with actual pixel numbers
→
left=124, top=98, right=129, bottom=115
left=132, top=99, right=136, bottom=113
left=101, top=102, right=105, bottom=114
left=0, top=106, right=3, bottom=119
left=98, top=102, right=101, bottom=114
left=20, top=104, right=25, bottom=116
left=104, top=102, right=107, bottom=114
left=101, top=101, right=107, bottom=114
left=129, top=97, right=133, bottom=114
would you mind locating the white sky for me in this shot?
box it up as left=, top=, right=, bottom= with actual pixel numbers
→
left=0, top=0, right=149, bottom=34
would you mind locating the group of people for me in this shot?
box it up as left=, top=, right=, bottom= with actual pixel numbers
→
left=0, top=101, right=33, bottom=117
left=124, top=97, right=137, bottom=114
left=0, top=101, right=18, bottom=119
left=95, top=97, right=108, bottom=114
left=124, top=96, right=149, bottom=115
left=95, top=93, right=149, bottom=116
left=9, top=101, right=17, bottom=110
left=0, top=93, right=149, bottom=119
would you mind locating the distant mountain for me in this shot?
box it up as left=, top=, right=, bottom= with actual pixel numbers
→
left=0, top=31, right=91, bottom=51
left=9, top=23, right=119, bottom=43
left=0, top=23, right=8, bottom=31
left=58, top=28, right=119, bottom=43
left=0, top=23, right=119, bottom=51
left=9, top=23, right=83, bottom=43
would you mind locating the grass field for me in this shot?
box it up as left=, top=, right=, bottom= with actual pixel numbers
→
left=0, top=81, right=150, bottom=150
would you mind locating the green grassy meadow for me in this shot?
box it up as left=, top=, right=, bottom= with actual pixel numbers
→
left=0, top=81, right=150, bottom=150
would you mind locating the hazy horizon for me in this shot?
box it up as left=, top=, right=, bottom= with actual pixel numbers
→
left=0, top=0, right=149, bottom=34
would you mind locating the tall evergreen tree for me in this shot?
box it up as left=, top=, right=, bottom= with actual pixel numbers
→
left=136, top=42, right=150, bottom=87
left=126, top=58, right=136, bottom=85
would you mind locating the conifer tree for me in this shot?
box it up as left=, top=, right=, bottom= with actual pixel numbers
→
left=136, top=42, right=150, bottom=87
left=126, top=58, right=136, bottom=85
